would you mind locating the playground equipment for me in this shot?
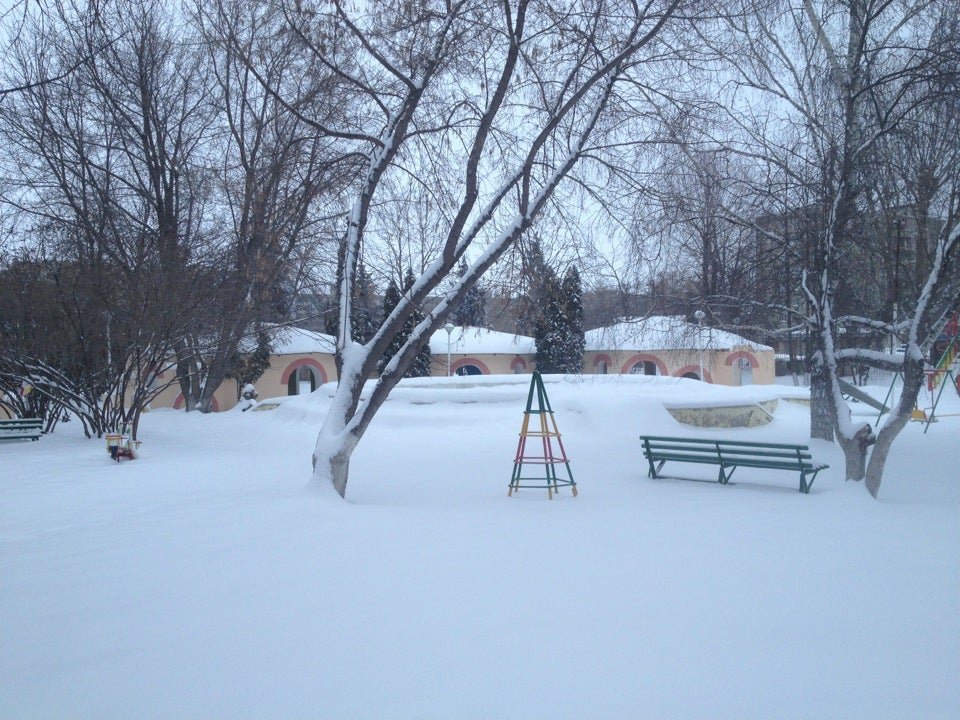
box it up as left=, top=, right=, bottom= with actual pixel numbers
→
left=880, top=311, right=960, bottom=430
left=838, top=378, right=890, bottom=414
left=105, top=423, right=140, bottom=461
left=509, top=372, right=577, bottom=499
left=920, top=311, right=960, bottom=432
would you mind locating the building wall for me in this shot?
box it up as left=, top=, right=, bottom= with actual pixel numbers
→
left=146, top=344, right=771, bottom=413
left=262, top=353, right=338, bottom=399
left=148, top=372, right=238, bottom=413
left=146, top=352, right=339, bottom=412
left=584, top=345, right=774, bottom=385
left=429, top=352, right=535, bottom=377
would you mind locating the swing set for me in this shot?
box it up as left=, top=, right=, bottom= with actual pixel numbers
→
left=879, top=312, right=960, bottom=433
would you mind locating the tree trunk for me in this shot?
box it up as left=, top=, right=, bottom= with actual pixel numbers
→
left=809, top=353, right=835, bottom=441
left=198, top=361, right=228, bottom=414
left=309, top=361, right=368, bottom=499
left=864, top=359, right=923, bottom=497
left=311, top=413, right=360, bottom=499
left=838, top=424, right=873, bottom=481
left=312, top=441, right=353, bottom=499
left=864, top=429, right=895, bottom=498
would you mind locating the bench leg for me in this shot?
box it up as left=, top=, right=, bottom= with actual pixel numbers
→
left=801, top=469, right=821, bottom=494
left=718, top=465, right=736, bottom=485
left=647, top=459, right=665, bottom=479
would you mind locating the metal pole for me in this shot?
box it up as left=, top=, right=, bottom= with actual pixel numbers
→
left=444, top=322, right=455, bottom=376
left=694, top=310, right=706, bottom=381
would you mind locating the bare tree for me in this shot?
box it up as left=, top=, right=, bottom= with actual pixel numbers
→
left=255, top=0, right=691, bottom=498
left=0, top=0, right=218, bottom=433
left=189, top=0, right=354, bottom=412
left=715, top=0, right=960, bottom=494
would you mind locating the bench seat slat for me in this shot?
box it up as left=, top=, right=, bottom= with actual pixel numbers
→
left=640, top=434, right=828, bottom=494
left=644, top=453, right=818, bottom=472
left=0, top=418, right=43, bottom=441
left=645, top=446, right=812, bottom=461
left=641, top=435, right=811, bottom=451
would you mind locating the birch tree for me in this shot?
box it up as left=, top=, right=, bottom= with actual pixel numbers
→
left=191, top=0, right=353, bottom=413
left=0, top=0, right=212, bottom=437
left=260, top=0, right=690, bottom=498
left=719, top=0, right=959, bottom=494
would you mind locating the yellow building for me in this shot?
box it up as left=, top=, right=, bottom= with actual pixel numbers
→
left=428, top=325, right=535, bottom=377
left=146, top=317, right=771, bottom=412
left=584, top=316, right=775, bottom=385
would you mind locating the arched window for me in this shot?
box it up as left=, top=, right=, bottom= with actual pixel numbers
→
left=451, top=358, right=489, bottom=376
left=630, top=360, right=659, bottom=376
left=596, top=360, right=608, bottom=375
left=725, top=351, right=758, bottom=386
left=681, top=371, right=700, bottom=380
left=288, top=364, right=320, bottom=395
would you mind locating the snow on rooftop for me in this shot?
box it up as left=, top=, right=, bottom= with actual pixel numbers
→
left=266, top=325, right=336, bottom=355
left=246, top=324, right=530, bottom=358
left=585, top=316, right=772, bottom=352
left=428, top=325, right=534, bottom=355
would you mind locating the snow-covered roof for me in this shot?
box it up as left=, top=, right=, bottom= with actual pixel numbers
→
left=253, top=324, right=531, bottom=357
left=585, top=316, right=772, bottom=352
left=428, top=325, right=535, bottom=355
left=266, top=326, right=336, bottom=355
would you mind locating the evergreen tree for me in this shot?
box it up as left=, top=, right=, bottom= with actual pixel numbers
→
left=325, top=259, right=378, bottom=343
left=515, top=240, right=551, bottom=336
left=451, top=259, right=486, bottom=327
left=403, top=267, right=433, bottom=377
left=560, top=266, right=585, bottom=372
left=377, top=270, right=433, bottom=377
left=534, top=271, right=567, bottom=373
left=352, top=263, right=377, bottom=343
left=378, top=277, right=403, bottom=373
left=225, top=329, right=272, bottom=392
left=534, top=265, right=586, bottom=374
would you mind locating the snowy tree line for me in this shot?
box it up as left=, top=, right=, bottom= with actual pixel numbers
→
left=1, top=0, right=958, bottom=499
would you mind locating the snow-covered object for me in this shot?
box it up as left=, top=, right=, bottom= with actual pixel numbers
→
left=254, top=325, right=336, bottom=356
left=428, top=325, right=534, bottom=355
left=1, top=376, right=958, bottom=717
left=586, top=316, right=772, bottom=352
left=238, top=383, right=259, bottom=412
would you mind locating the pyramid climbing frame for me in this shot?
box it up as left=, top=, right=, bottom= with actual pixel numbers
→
left=509, top=372, right=577, bottom=499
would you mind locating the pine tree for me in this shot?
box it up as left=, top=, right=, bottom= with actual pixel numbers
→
left=225, top=329, right=272, bottom=390
left=378, top=277, right=403, bottom=373
left=533, top=265, right=586, bottom=374
left=451, top=259, right=486, bottom=327
left=353, top=263, right=377, bottom=343
left=378, top=270, right=433, bottom=377
left=515, top=240, right=551, bottom=336
left=404, top=267, right=433, bottom=377
left=324, top=252, right=378, bottom=343
left=560, top=266, right=585, bottom=373
left=534, top=271, right=567, bottom=373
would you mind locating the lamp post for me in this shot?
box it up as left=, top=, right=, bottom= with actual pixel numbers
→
left=444, top=322, right=455, bottom=376
left=694, top=310, right=706, bottom=382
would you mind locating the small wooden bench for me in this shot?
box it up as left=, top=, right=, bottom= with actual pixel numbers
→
left=0, top=418, right=43, bottom=442
left=640, top=435, right=828, bottom=494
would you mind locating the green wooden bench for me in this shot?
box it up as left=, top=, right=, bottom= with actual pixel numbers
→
left=640, top=435, right=828, bottom=494
left=0, top=417, right=43, bottom=442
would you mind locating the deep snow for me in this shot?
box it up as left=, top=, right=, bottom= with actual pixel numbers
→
left=1, top=375, right=958, bottom=719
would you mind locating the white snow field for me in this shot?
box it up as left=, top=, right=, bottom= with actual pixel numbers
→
left=2, top=375, right=958, bottom=719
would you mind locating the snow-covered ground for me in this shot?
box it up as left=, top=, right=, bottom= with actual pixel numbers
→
left=2, top=375, right=958, bottom=719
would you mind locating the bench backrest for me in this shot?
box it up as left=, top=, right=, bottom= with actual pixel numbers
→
left=640, top=435, right=815, bottom=466
left=0, top=418, right=43, bottom=428
left=0, top=418, right=43, bottom=438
